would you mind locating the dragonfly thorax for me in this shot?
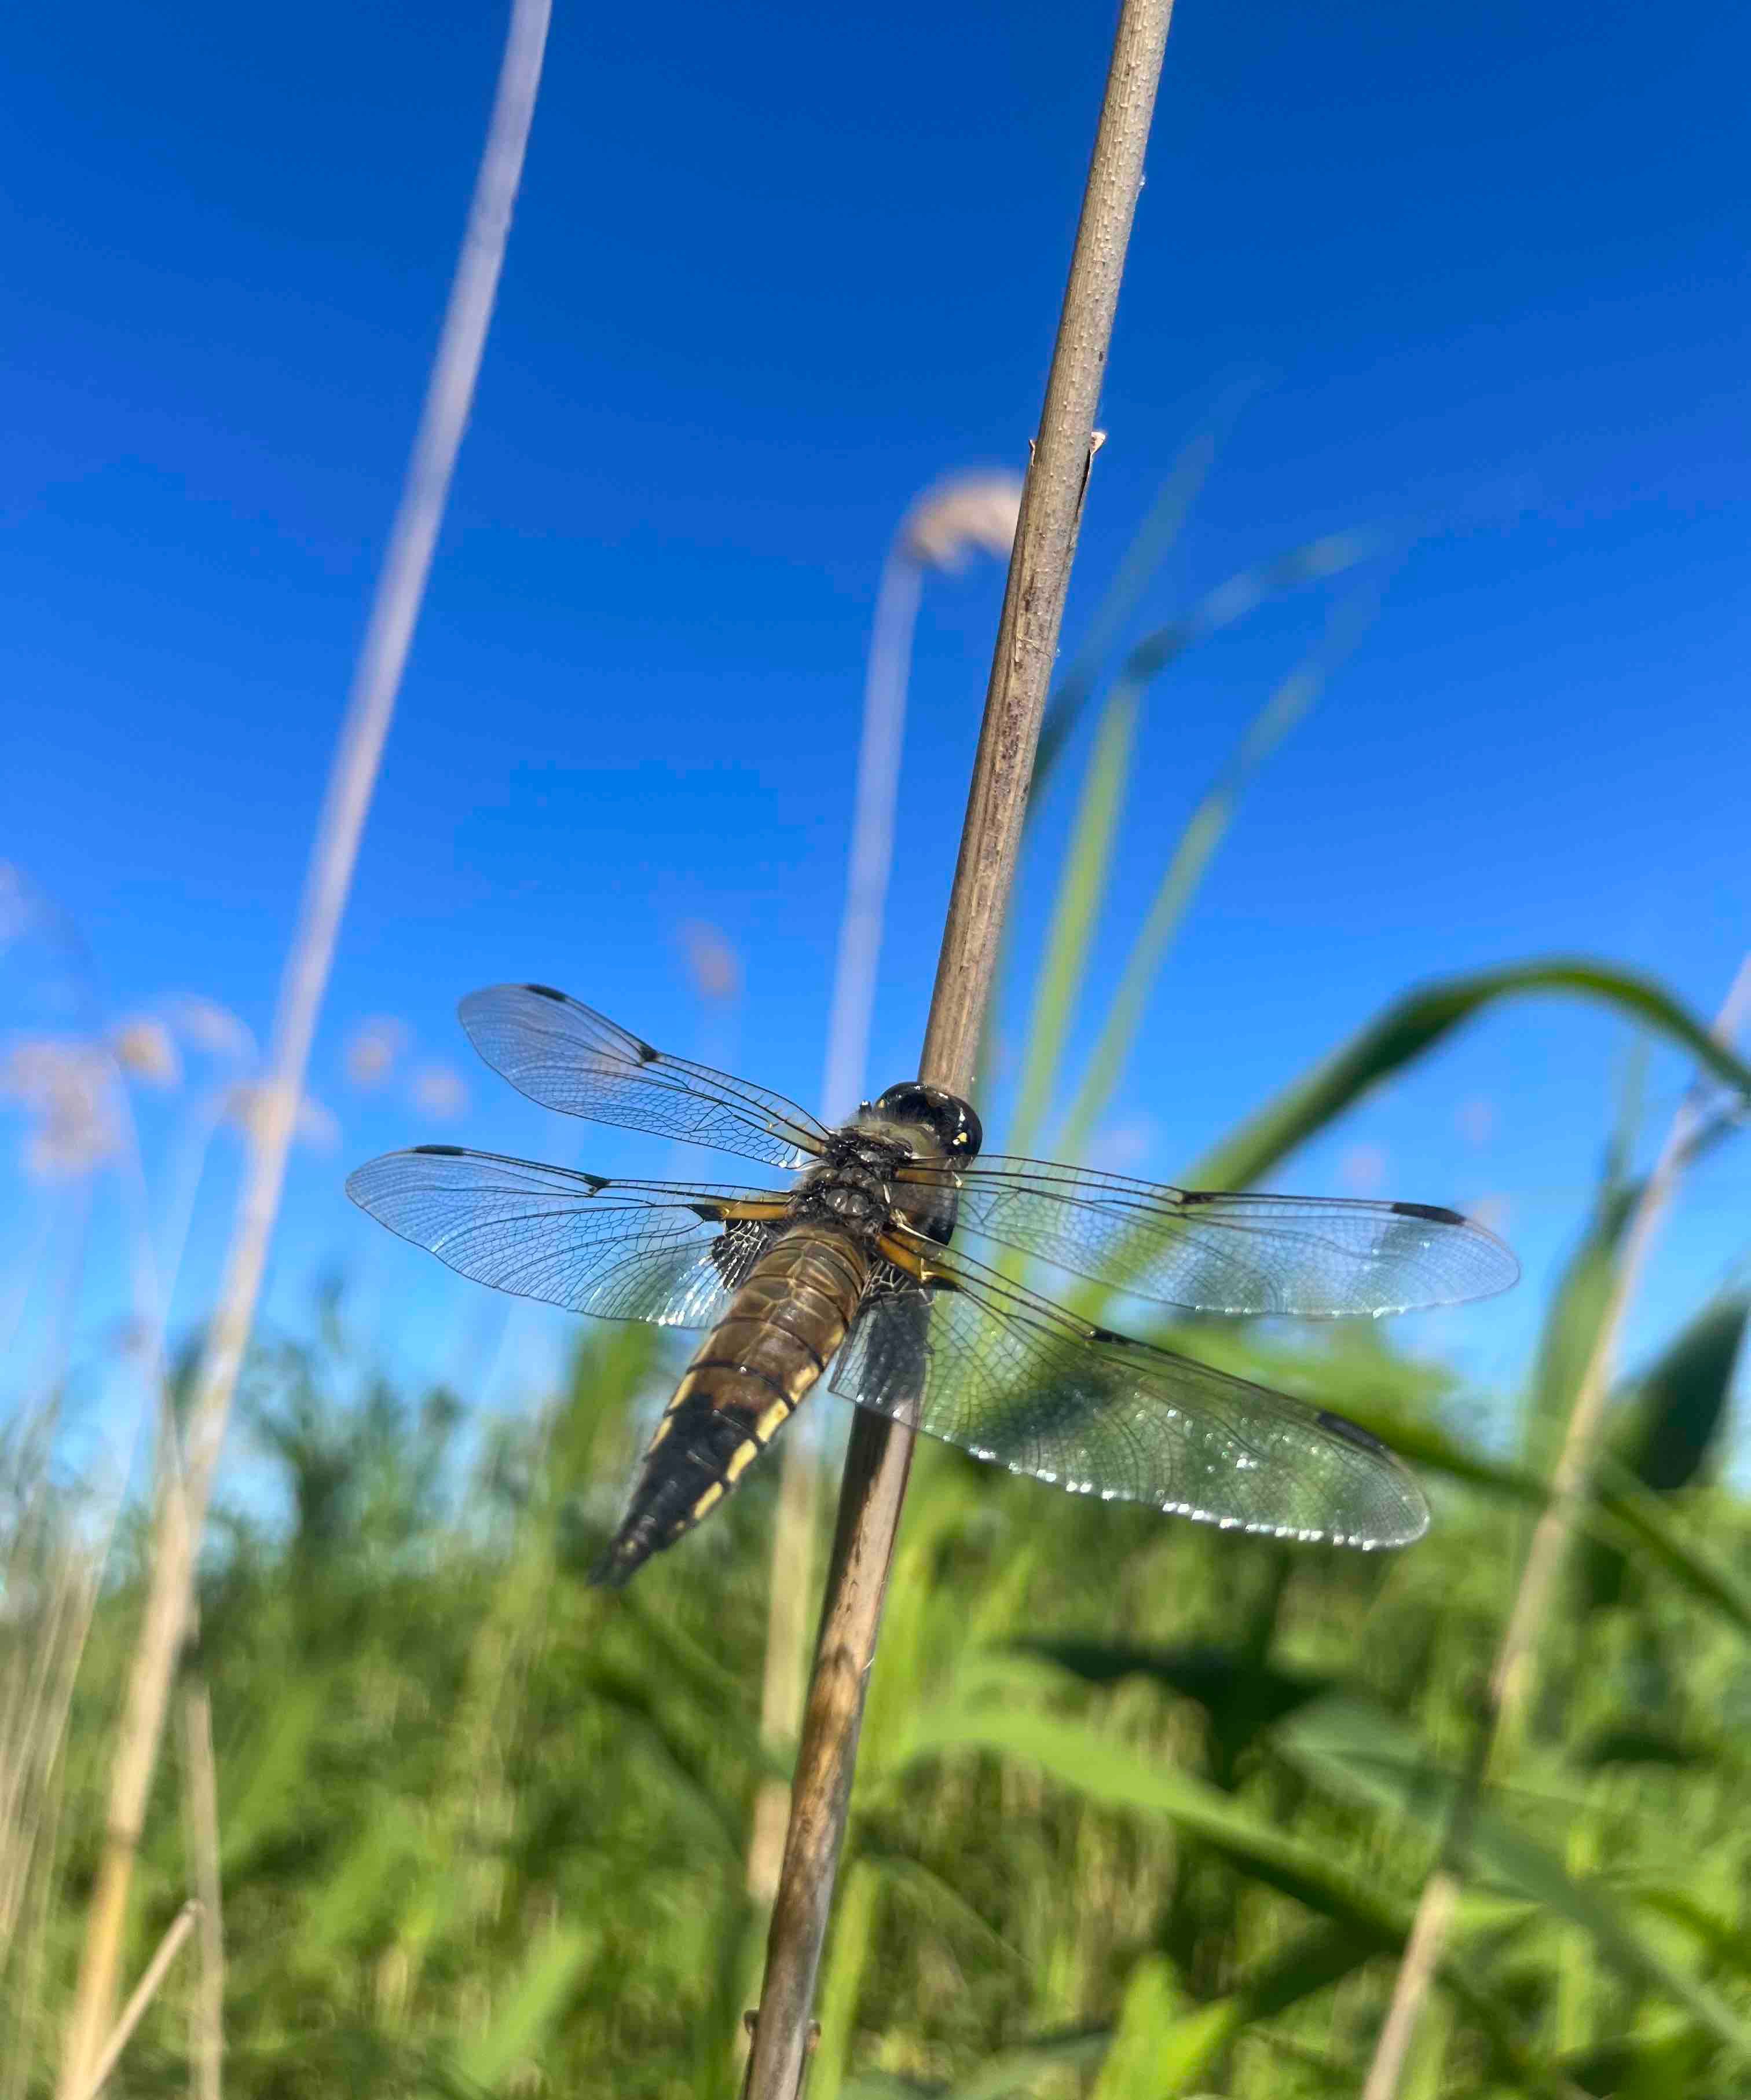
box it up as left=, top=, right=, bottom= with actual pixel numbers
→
left=801, top=1126, right=907, bottom=1236
left=860, top=1082, right=983, bottom=1163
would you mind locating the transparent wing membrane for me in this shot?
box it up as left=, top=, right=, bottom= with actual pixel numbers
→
left=345, top=1147, right=783, bottom=1328
left=458, top=982, right=830, bottom=1169
left=899, top=1156, right=1518, bottom=1316
left=831, top=1247, right=1428, bottom=1549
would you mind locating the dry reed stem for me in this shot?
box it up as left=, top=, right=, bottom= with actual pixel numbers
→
left=748, top=1426, right=820, bottom=1907
left=746, top=479, right=1020, bottom=1915
left=741, top=3, right=1175, bottom=2091
left=52, top=5, right=553, bottom=2085
left=745, top=545, right=925, bottom=1910
left=74, top=1900, right=199, bottom=2100
left=1360, top=952, right=1751, bottom=2100
left=0, top=1532, right=98, bottom=1946
left=179, top=1684, right=225, bottom=2100
left=3, top=1748, right=63, bottom=2100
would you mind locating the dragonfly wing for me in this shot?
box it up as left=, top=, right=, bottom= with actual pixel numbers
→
left=904, top=1155, right=1518, bottom=1315
left=458, top=983, right=831, bottom=1170
left=829, top=1245, right=1428, bottom=1547
left=346, top=1147, right=789, bottom=1327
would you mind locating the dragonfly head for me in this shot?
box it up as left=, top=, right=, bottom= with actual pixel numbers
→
left=866, top=1082, right=983, bottom=1163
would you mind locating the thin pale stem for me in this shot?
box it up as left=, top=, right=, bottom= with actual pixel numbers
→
left=1360, top=952, right=1751, bottom=2100
left=748, top=542, right=923, bottom=1916
left=180, top=1684, right=224, bottom=2100
left=52, top=5, right=552, bottom=2087
left=742, top=2, right=1177, bottom=2091
left=76, top=1901, right=199, bottom=2100
left=819, top=548, right=927, bottom=1126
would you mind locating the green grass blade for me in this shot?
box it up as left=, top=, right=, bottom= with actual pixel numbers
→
left=898, top=1699, right=1412, bottom=1941
left=1008, top=687, right=1140, bottom=1158
left=1009, top=536, right=1386, bottom=1155
left=1621, top=1292, right=1750, bottom=1492
left=1087, top=1953, right=1196, bottom=2099
left=1184, top=957, right=1751, bottom=1190
left=1279, top=1695, right=1751, bottom=2055
left=1039, top=431, right=1219, bottom=770
left=1594, top=1461, right=1751, bottom=1642
left=859, top=1840, right=1029, bottom=1972
left=1053, top=586, right=1380, bottom=1162
left=897, top=1688, right=1535, bottom=2084
left=1522, top=1174, right=1640, bottom=1477
left=450, top=1919, right=596, bottom=2089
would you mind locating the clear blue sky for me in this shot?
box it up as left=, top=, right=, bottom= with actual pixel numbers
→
left=3, top=0, right=1748, bottom=1461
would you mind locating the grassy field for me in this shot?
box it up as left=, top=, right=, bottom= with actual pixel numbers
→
left=7, top=1245, right=1751, bottom=2098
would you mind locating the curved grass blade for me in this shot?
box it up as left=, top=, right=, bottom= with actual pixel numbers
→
left=1584, top=1292, right=1750, bottom=1610
left=1008, top=532, right=1383, bottom=1157
left=1278, top=1695, right=1751, bottom=2057
left=1053, top=584, right=1382, bottom=1163
left=1097, top=1927, right=1395, bottom=2099
left=1184, top=958, right=1751, bottom=1192
left=1031, top=527, right=1382, bottom=795
left=450, top=1920, right=596, bottom=2090
left=1592, top=1458, right=1751, bottom=1644
left=858, top=1839, right=1028, bottom=1971
left=1039, top=429, right=1221, bottom=767
left=1622, top=1291, right=1749, bottom=1492
left=1523, top=1175, right=1641, bottom=1480
left=841, top=2026, right=1115, bottom=2100
left=1008, top=1638, right=1335, bottom=1765
left=897, top=1693, right=1531, bottom=2081
left=898, top=1699, right=1416, bottom=1941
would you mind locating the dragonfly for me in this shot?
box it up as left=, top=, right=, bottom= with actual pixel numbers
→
left=347, top=983, right=1518, bottom=1585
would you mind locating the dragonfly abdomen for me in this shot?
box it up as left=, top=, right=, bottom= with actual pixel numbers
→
left=591, top=1225, right=870, bottom=1586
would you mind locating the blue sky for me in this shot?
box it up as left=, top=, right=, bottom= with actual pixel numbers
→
left=3, top=0, right=1748, bottom=1468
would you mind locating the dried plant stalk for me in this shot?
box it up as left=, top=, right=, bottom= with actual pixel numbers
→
left=1360, top=952, right=1751, bottom=2100
left=75, top=1901, right=199, bottom=2100
left=180, top=1682, right=224, bottom=2100
left=52, top=5, right=553, bottom=2087
left=742, top=2, right=1177, bottom=2091
left=746, top=476, right=1021, bottom=1915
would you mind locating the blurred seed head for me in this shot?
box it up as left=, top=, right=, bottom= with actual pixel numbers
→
left=899, top=471, right=1023, bottom=572
left=345, top=1016, right=411, bottom=1090
left=111, top=1016, right=181, bottom=1089
left=1456, top=1096, right=1497, bottom=1146
left=679, top=920, right=743, bottom=1007
left=0, top=862, right=30, bottom=947
left=2, top=1037, right=124, bottom=1181
left=410, top=1062, right=469, bottom=1119
left=224, top=1082, right=340, bottom=1151
left=169, top=996, right=254, bottom=1061
left=1338, top=1142, right=1389, bottom=1196
left=1087, top=1115, right=1157, bottom=1174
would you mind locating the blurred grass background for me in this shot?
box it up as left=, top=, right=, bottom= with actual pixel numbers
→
left=6, top=476, right=1751, bottom=2092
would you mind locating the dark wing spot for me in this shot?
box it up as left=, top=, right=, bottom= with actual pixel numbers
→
left=526, top=982, right=567, bottom=1001
left=1087, top=1323, right=1125, bottom=1344
left=579, top=1172, right=609, bottom=1191
left=1315, top=1408, right=1390, bottom=1456
left=413, top=1144, right=466, bottom=1157
left=635, top=1038, right=660, bottom=1064
left=1391, top=1201, right=1465, bottom=1226
left=1176, top=1190, right=1217, bottom=1206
